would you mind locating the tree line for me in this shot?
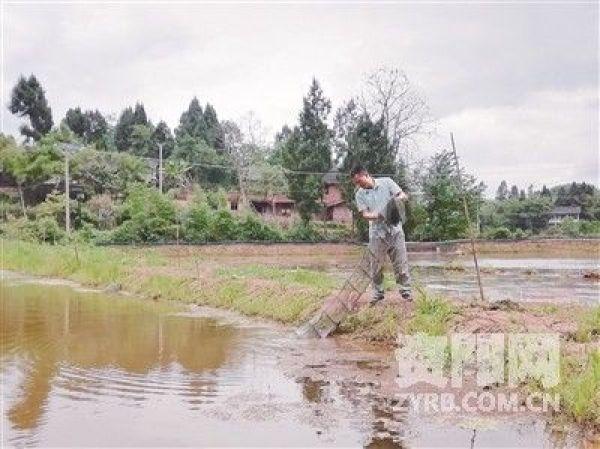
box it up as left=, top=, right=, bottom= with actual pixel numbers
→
left=2, top=71, right=598, bottom=244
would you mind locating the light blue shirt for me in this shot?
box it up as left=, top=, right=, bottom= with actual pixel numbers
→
left=355, top=177, right=403, bottom=238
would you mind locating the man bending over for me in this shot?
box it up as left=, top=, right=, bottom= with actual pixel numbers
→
left=351, top=164, right=412, bottom=304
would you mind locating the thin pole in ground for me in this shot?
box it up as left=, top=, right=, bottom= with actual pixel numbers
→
left=450, top=132, right=485, bottom=303
left=65, top=152, right=70, bottom=236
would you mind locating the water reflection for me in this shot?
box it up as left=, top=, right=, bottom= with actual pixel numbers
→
left=1, top=282, right=235, bottom=434
left=1, top=277, right=590, bottom=448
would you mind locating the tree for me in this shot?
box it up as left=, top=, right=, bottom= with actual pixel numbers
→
left=175, top=97, right=205, bottom=142
left=0, top=132, right=64, bottom=216
left=114, top=103, right=149, bottom=152
left=541, top=185, right=551, bottom=197
left=172, top=134, right=235, bottom=188
left=203, top=103, right=223, bottom=148
left=114, top=107, right=135, bottom=152
left=222, top=120, right=250, bottom=206
left=222, top=112, right=271, bottom=206
left=0, top=135, right=29, bottom=215
left=129, top=124, right=155, bottom=157
left=71, top=147, right=150, bottom=195
left=496, top=180, right=508, bottom=201
left=64, top=107, right=87, bottom=138
left=509, top=185, right=519, bottom=199
left=133, top=103, right=148, bottom=126
left=152, top=121, right=175, bottom=159
left=282, top=79, right=332, bottom=223
left=360, top=67, right=429, bottom=162
left=420, top=150, right=484, bottom=241
left=63, top=108, right=108, bottom=145
left=9, top=75, right=53, bottom=142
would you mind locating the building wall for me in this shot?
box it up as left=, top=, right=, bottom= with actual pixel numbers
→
left=331, top=205, right=353, bottom=224
left=323, top=184, right=344, bottom=204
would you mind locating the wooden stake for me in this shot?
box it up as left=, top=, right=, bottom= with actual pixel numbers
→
left=450, top=133, right=485, bottom=302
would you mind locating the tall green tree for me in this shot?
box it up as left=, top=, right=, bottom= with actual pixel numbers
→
left=153, top=121, right=175, bottom=159
left=129, top=124, right=155, bottom=157
left=0, top=132, right=64, bottom=216
left=175, top=97, right=206, bottom=142
left=203, top=103, right=222, bottom=148
left=420, top=150, right=484, bottom=241
left=509, top=184, right=519, bottom=199
left=9, top=75, right=54, bottom=142
left=114, top=102, right=149, bottom=152
left=63, top=108, right=108, bottom=145
left=496, top=180, right=508, bottom=201
left=282, top=79, right=332, bottom=223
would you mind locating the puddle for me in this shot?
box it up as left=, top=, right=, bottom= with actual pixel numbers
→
left=0, top=277, right=591, bottom=447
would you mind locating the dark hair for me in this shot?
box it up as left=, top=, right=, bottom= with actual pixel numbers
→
left=350, top=164, right=367, bottom=177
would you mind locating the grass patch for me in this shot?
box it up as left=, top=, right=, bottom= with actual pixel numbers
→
left=339, top=288, right=456, bottom=340
left=135, top=275, right=193, bottom=302
left=207, top=279, right=322, bottom=323
left=404, top=288, right=456, bottom=336
left=338, top=304, right=401, bottom=341
left=531, top=304, right=560, bottom=315
left=217, top=264, right=338, bottom=291
left=555, top=351, right=600, bottom=427
left=574, top=307, right=600, bottom=343
left=1, top=239, right=128, bottom=286
left=1, top=239, right=326, bottom=325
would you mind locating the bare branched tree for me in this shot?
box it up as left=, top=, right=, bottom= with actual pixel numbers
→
left=222, top=112, right=269, bottom=208
left=360, top=67, right=431, bottom=163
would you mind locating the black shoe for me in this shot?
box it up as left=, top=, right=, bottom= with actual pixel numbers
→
left=370, top=291, right=384, bottom=306
left=400, top=289, right=412, bottom=302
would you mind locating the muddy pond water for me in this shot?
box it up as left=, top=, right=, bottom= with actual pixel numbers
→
left=0, top=273, right=591, bottom=448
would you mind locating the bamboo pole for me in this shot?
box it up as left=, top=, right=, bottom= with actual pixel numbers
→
left=450, top=133, right=485, bottom=302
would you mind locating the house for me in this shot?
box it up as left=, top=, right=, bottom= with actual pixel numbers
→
left=321, top=169, right=353, bottom=224
left=548, top=206, right=581, bottom=225
left=225, top=169, right=354, bottom=225
left=227, top=192, right=295, bottom=217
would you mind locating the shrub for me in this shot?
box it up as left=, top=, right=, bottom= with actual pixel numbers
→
left=512, top=228, right=529, bottom=240
left=579, top=220, right=600, bottom=236
left=558, top=218, right=581, bottom=238
left=285, top=222, right=322, bottom=241
left=483, top=226, right=513, bottom=240
left=111, top=184, right=177, bottom=243
left=238, top=213, right=283, bottom=241
left=25, top=216, right=66, bottom=243
left=208, top=209, right=239, bottom=241
left=206, top=188, right=228, bottom=210
left=183, top=202, right=211, bottom=242
left=86, top=193, right=119, bottom=230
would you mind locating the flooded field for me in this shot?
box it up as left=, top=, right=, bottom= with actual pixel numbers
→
left=1, top=273, right=590, bottom=448
left=408, top=254, right=599, bottom=305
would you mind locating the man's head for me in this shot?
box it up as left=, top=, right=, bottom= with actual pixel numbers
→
left=350, top=164, right=375, bottom=189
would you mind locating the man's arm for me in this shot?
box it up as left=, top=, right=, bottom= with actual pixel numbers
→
left=387, top=178, right=409, bottom=201
left=355, top=191, right=381, bottom=221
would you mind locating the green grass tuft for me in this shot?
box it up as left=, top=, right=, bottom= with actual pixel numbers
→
left=404, top=288, right=456, bottom=336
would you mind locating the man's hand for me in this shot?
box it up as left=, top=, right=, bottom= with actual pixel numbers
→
left=362, top=211, right=382, bottom=221
left=395, top=191, right=409, bottom=201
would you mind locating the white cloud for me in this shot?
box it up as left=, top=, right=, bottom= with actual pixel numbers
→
left=1, top=2, right=597, bottom=192
left=436, top=88, right=598, bottom=195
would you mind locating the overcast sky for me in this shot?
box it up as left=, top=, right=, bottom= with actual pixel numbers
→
left=1, top=1, right=598, bottom=195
